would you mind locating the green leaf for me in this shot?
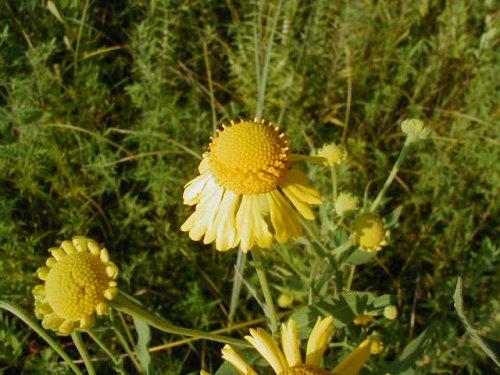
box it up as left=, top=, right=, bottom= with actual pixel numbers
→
left=46, top=1, right=65, bottom=24
left=378, top=326, right=434, bottom=375
left=384, top=205, right=403, bottom=228
left=291, top=292, right=375, bottom=336
left=453, top=277, right=500, bottom=366
left=369, top=294, right=393, bottom=312
left=343, top=247, right=377, bottom=265
left=133, top=316, right=152, bottom=375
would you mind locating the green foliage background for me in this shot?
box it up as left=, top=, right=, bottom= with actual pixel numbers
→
left=0, top=0, right=498, bottom=374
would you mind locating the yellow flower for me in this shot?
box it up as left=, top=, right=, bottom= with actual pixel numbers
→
left=334, top=192, right=359, bottom=217
left=201, top=316, right=382, bottom=375
left=400, top=119, right=430, bottom=141
left=181, top=119, right=322, bottom=252
left=352, top=213, right=389, bottom=252
left=383, top=305, right=398, bottom=320
left=317, top=143, right=347, bottom=166
left=353, top=314, right=374, bottom=326
left=32, top=236, right=119, bottom=335
left=277, top=293, right=294, bottom=309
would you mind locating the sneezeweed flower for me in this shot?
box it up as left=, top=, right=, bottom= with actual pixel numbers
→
left=334, top=192, right=359, bottom=217
left=33, top=236, right=118, bottom=335
left=277, top=293, right=294, bottom=309
left=317, top=143, right=347, bottom=166
left=352, top=213, right=389, bottom=252
left=201, top=316, right=383, bottom=375
left=400, top=119, right=430, bottom=142
left=181, top=119, right=322, bottom=252
left=353, top=313, right=374, bottom=326
left=383, top=305, right=398, bottom=320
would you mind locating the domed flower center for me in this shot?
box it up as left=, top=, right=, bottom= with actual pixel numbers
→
left=45, top=252, right=109, bottom=321
left=208, top=121, right=289, bottom=194
left=353, top=214, right=385, bottom=249
left=280, top=365, right=331, bottom=375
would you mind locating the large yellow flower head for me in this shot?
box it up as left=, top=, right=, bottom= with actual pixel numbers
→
left=181, top=119, right=322, bottom=252
left=32, top=236, right=119, bottom=335
left=201, top=316, right=382, bottom=375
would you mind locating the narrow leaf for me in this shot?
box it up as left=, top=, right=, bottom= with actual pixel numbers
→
left=133, top=316, right=152, bottom=375
left=379, top=326, right=434, bottom=375
left=46, top=1, right=65, bottom=24
left=453, top=277, right=499, bottom=366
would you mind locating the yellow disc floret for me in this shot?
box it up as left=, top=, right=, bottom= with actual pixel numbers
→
left=352, top=213, right=389, bottom=252
left=33, top=236, right=118, bottom=335
left=208, top=119, right=289, bottom=194
left=45, top=252, right=109, bottom=321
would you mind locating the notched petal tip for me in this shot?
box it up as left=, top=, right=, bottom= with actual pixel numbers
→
left=105, top=264, right=119, bottom=279
left=46, top=257, right=57, bottom=267
left=100, top=248, right=110, bottom=263
left=104, top=287, right=118, bottom=300
left=50, top=248, right=66, bottom=261
left=72, top=236, right=88, bottom=252
left=37, top=267, right=50, bottom=281
left=32, top=284, right=46, bottom=296
left=58, top=320, right=76, bottom=335
left=79, top=315, right=95, bottom=330
left=60, top=240, right=76, bottom=254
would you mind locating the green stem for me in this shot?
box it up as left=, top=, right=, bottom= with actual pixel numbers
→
left=87, top=330, right=119, bottom=366
left=308, top=265, right=315, bottom=305
left=109, top=292, right=248, bottom=348
left=74, top=0, right=89, bottom=73
left=118, top=310, right=135, bottom=349
left=255, top=0, right=283, bottom=118
left=301, top=220, right=330, bottom=256
left=370, top=137, right=412, bottom=212
left=346, top=265, right=356, bottom=291
left=71, top=332, right=95, bottom=375
left=253, top=15, right=261, bottom=117
left=252, top=248, right=278, bottom=335
left=202, top=37, right=217, bottom=135
left=109, top=310, right=144, bottom=374
left=229, top=247, right=247, bottom=323
left=0, top=300, right=83, bottom=375
left=331, top=238, right=353, bottom=256
left=331, top=164, right=338, bottom=202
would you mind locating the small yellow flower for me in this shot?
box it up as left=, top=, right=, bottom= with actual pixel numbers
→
left=383, top=305, right=398, bottom=320
left=32, top=236, right=118, bottom=335
left=182, top=119, right=322, bottom=252
left=335, top=192, right=359, bottom=217
left=201, top=316, right=382, bottom=375
left=317, top=143, right=347, bottom=166
left=353, top=313, right=374, bottom=326
left=400, top=119, right=430, bottom=141
left=277, top=293, right=294, bottom=309
left=352, top=213, right=389, bottom=252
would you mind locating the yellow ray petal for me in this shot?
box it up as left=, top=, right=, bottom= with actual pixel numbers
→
left=306, top=316, right=334, bottom=366
left=267, top=190, right=302, bottom=243
left=187, top=179, right=224, bottom=241
left=235, top=195, right=272, bottom=252
left=221, top=344, right=258, bottom=375
left=204, top=190, right=240, bottom=251
left=279, top=169, right=323, bottom=213
left=281, top=319, right=302, bottom=367
left=331, top=338, right=373, bottom=375
left=245, top=328, right=288, bottom=374
left=183, top=172, right=211, bottom=205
